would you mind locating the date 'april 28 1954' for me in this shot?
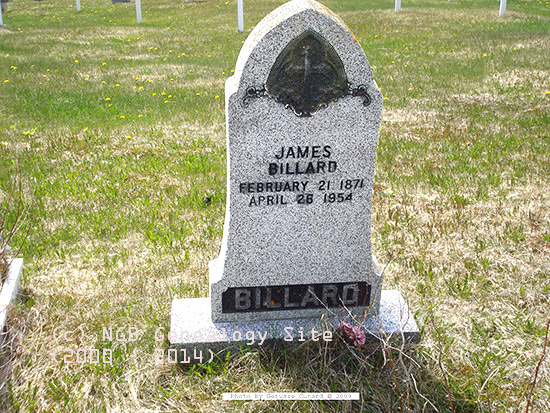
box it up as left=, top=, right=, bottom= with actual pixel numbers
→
left=241, top=179, right=365, bottom=207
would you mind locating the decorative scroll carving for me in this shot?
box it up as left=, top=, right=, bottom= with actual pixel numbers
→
left=349, top=84, right=372, bottom=107
left=242, top=87, right=266, bottom=107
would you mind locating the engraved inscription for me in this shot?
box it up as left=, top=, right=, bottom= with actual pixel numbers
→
left=222, top=282, right=371, bottom=313
left=238, top=144, right=367, bottom=207
left=269, top=145, right=336, bottom=176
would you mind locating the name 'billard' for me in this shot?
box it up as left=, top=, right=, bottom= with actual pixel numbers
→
left=233, top=283, right=362, bottom=311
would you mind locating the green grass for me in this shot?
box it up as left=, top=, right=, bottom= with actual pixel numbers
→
left=1, top=0, right=550, bottom=411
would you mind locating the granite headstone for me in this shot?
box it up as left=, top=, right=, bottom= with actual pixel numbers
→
left=170, top=0, right=418, bottom=360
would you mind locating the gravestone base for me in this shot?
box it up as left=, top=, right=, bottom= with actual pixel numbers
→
left=169, top=290, right=419, bottom=365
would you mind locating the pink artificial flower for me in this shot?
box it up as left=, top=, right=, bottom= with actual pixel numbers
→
left=353, top=328, right=366, bottom=347
left=338, top=321, right=366, bottom=348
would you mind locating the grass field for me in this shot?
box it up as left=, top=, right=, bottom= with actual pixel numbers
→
left=1, top=0, right=549, bottom=411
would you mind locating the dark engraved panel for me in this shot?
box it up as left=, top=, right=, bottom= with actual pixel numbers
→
left=265, top=30, right=349, bottom=117
left=222, top=281, right=371, bottom=313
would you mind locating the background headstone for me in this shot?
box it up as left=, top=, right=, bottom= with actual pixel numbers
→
left=237, top=0, right=243, bottom=32
left=499, top=0, right=507, bottom=16
left=136, top=0, right=142, bottom=23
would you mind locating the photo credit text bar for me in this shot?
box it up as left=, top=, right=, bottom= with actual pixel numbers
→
left=223, top=392, right=359, bottom=400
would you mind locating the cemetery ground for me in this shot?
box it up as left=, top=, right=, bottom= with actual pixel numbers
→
left=0, top=0, right=549, bottom=410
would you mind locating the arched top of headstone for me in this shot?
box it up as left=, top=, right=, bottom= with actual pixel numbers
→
left=228, top=0, right=381, bottom=114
